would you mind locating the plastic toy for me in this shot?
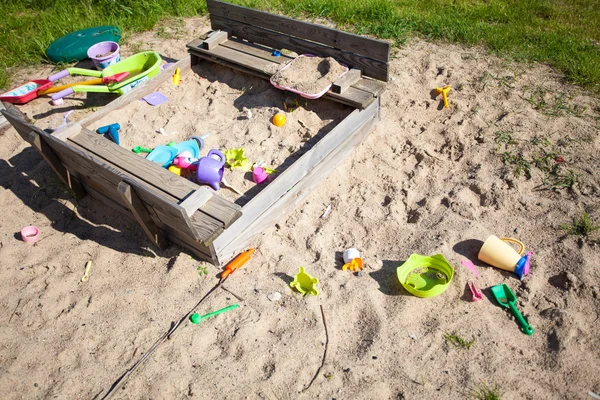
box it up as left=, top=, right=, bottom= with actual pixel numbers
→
left=168, top=165, right=183, bottom=176
left=224, top=148, right=250, bottom=170
left=0, top=80, right=53, bottom=104
left=196, top=149, right=226, bottom=191
left=146, top=145, right=179, bottom=167
left=460, top=259, right=480, bottom=277
left=467, top=281, right=483, bottom=302
left=87, top=41, right=120, bottom=70
left=272, top=50, right=281, bottom=57
left=397, top=254, right=454, bottom=298
left=20, top=225, right=39, bottom=243
left=51, top=51, right=162, bottom=101
left=270, top=54, right=349, bottom=99
left=435, top=85, right=451, bottom=108
left=81, top=261, right=92, bottom=282
left=190, top=304, right=239, bottom=324
left=272, top=113, right=286, bottom=127
left=173, top=68, right=181, bottom=86
left=45, top=26, right=121, bottom=63
left=252, top=166, right=268, bottom=184
left=142, top=92, right=168, bottom=106
left=97, top=123, right=120, bottom=145
left=132, top=146, right=153, bottom=154
left=478, top=235, right=533, bottom=279
left=221, top=249, right=255, bottom=279
left=491, top=284, right=534, bottom=335
left=290, top=267, right=319, bottom=296
left=172, top=151, right=198, bottom=170
left=343, top=258, right=363, bottom=272
left=40, top=72, right=130, bottom=95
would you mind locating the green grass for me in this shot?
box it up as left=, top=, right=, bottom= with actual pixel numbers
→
left=468, top=382, right=502, bottom=400
left=443, top=332, right=475, bottom=349
left=559, top=212, right=600, bottom=237
left=1, top=0, right=600, bottom=92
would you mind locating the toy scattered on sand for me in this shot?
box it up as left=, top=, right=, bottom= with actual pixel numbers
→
left=436, top=85, right=451, bottom=108
left=97, top=123, right=120, bottom=145
left=252, top=166, right=268, bottom=184
left=272, top=113, right=286, bottom=127
left=20, top=225, right=39, bottom=243
left=397, top=254, right=454, bottom=298
left=173, top=67, right=181, bottom=86
left=491, top=284, right=534, bottom=335
left=196, top=149, right=226, bottom=191
left=461, top=260, right=483, bottom=302
left=290, top=267, right=319, bottom=296
left=342, top=248, right=363, bottom=272
left=478, top=235, right=533, bottom=279
left=190, top=304, right=239, bottom=324
left=221, top=249, right=255, bottom=280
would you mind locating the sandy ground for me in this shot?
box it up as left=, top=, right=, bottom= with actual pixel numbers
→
left=1, top=16, right=600, bottom=400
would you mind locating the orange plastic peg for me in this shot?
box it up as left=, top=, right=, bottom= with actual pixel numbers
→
left=221, top=248, right=255, bottom=279
left=435, top=85, right=451, bottom=108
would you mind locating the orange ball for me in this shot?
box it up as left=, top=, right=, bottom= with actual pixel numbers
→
left=272, top=113, right=286, bottom=127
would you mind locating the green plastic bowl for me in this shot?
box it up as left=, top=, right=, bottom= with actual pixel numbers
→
left=397, top=254, right=454, bottom=298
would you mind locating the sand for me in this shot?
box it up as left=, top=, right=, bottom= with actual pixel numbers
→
left=1, top=16, right=600, bottom=400
left=271, top=56, right=348, bottom=96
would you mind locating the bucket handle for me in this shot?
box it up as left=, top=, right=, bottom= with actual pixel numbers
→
left=500, top=237, right=525, bottom=255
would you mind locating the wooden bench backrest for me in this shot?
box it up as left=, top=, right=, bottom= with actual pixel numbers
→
left=206, top=0, right=390, bottom=81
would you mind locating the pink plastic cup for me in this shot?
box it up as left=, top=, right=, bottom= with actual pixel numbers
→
left=252, top=167, right=268, bottom=184
left=21, top=225, right=39, bottom=243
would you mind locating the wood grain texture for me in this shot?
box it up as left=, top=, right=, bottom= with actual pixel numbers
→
left=118, top=181, right=169, bottom=250
left=69, top=129, right=241, bottom=228
left=209, top=15, right=389, bottom=81
left=79, top=55, right=192, bottom=128
left=180, top=190, right=213, bottom=217
left=52, top=121, right=81, bottom=141
left=207, top=0, right=390, bottom=62
left=216, top=98, right=380, bottom=261
left=204, top=30, right=229, bottom=49
left=332, top=68, right=362, bottom=94
left=213, top=98, right=379, bottom=256
left=188, top=42, right=377, bottom=109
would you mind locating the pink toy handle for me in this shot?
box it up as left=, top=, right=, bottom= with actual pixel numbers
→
left=207, top=149, right=225, bottom=167
left=48, top=69, right=70, bottom=82
left=461, top=259, right=479, bottom=277
left=52, top=87, right=74, bottom=101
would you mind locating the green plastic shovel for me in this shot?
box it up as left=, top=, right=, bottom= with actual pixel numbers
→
left=491, top=284, right=534, bottom=336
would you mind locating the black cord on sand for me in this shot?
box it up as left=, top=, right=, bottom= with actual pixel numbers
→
left=303, top=305, right=329, bottom=392
left=99, top=278, right=225, bottom=400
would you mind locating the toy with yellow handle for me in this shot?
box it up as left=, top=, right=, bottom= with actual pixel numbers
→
left=435, top=85, right=451, bottom=108
left=478, top=235, right=533, bottom=279
left=38, top=72, right=129, bottom=95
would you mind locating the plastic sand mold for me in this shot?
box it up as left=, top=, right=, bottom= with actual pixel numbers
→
left=397, top=254, right=454, bottom=298
left=270, top=54, right=349, bottom=99
left=224, top=148, right=250, bottom=170
left=290, top=267, right=319, bottom=296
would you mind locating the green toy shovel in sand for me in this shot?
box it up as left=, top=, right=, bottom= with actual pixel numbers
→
left=491, top=284, right=534, bottom=336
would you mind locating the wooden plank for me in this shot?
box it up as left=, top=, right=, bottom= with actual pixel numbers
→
left=188, top=46, right=374, bottom=109
left=40, top=131, right=221, bottom=241
left=188, top=40, right=279, bottom=76
left=216, top=97, right=380, bottom=261
left=0, top=102, right=8, bottom=132
left=352, top=78, right=386, bottom=98
left=220, top=37, right=294, bottom=64
left=179, top=190, right=213, bottom=217
left=207, top=0, right=390, bottom=63
left=79, top=55, right=192, bottom=128
left=213, top=98, right=379, bottom=255
left=204, top=30, right=229, bottom=49
left=31, top=133, right=87, bottom=199
left=209, top=15, right=389, bottom=81
left=332, top=68, right=362, bottom=94
left=52, top=121, right=81, bottom=141
left=69, top=129, right=241, bottom=228
left=118, top=181, right=169, bottom=250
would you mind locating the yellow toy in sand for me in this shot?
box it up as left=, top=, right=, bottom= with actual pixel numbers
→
left=436, top=85, right=451, bottom=108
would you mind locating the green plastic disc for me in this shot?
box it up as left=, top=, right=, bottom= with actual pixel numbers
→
left=46, top=26, right=121, bottom=63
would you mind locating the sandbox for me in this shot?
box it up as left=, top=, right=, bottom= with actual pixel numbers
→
left=3, top=0, right=389, bottom=265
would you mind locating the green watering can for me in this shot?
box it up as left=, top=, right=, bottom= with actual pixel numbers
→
left=491, top=284, right=534, bottom=336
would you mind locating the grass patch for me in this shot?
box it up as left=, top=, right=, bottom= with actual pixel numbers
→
left=1, top=0, right=600, bottom=92
left=468, top=382, right=502, bottom=400
left=444, top=332, right=475, bottom=349
left=494, top=131, right=580, bottom=190
left=559, top=212, right=600, bottom=238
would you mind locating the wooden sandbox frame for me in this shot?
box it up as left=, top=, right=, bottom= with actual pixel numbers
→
left=3, top=0, right=389, bottom=265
